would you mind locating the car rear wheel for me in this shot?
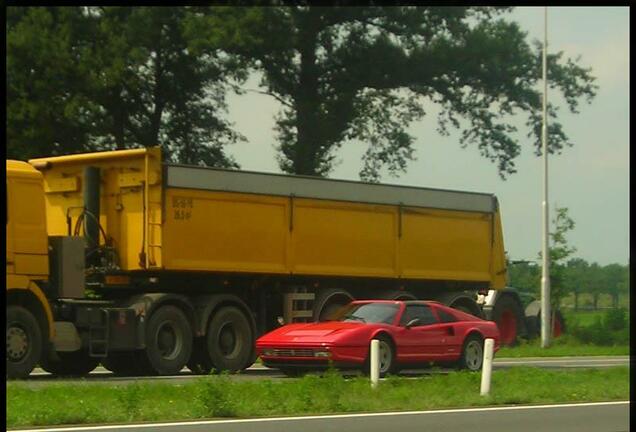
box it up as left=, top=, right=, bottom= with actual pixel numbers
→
left=458, top=334, right=484, bottom=372
left=364, top=335, right=396, bottom=377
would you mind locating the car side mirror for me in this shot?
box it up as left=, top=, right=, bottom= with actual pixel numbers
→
left=405, top=318, right=421, bottom=328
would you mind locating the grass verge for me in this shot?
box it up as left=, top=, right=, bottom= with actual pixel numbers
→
left=497, top=338, right=629, bottom=358
left=7, top=366, right=629, bottom=428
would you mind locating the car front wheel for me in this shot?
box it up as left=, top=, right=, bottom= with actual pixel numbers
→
left=364, top=335, right=396, bottom=377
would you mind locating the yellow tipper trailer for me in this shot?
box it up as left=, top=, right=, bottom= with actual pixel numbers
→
left=6, top=147, right=527, bottom=379
left=31, top=147, right=506, bottom=287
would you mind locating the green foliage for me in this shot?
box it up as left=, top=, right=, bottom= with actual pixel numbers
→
left=7, top=6, right=242, bottom=166
left=603, top=308, right=627, bottom=332
left=116, top=383, right=142, bottom=420
left=195, top=372, right=237, bottom=417
left=566, top=308, right=629, bottom=346
left=507, top=259, right=540, bottom=295
left=8, top=7, right=597, bottom=181
left=192, top=6, right=596, bottom=181
left=542, top=206, right=577, bottom=309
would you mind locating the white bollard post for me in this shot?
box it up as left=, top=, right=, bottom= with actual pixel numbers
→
left=480, top=338, right=495, bottom=396
left=370, top=339, right=379, bottom=388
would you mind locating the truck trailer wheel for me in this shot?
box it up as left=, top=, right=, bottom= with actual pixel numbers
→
left=144, top=305, right=193, bottom=375
left=7, top=305, right=43, bottom=379
left=206, top=306, right=253, bottom=372
left=313, top=289, right=354, bottom=321
left=39, top=350, right=99, bottom=377
left=491, top=295, right=525, bottom=346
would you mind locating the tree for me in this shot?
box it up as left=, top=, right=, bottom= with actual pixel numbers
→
left=7, top=6, right=242, bottom=167
left=602, top=263, right=627, bottom=309
left=537, top=206, right=577, bottom=310
left=507, top=259, right=540, bottom=295
left=564, top=257, right=589, bottom=311
left=191, top=6, right=597, bottom=180
left=585, top=263, right=603, bottom=310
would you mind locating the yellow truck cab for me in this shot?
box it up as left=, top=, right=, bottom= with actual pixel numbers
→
left=6, top=160, right=53, bottom=378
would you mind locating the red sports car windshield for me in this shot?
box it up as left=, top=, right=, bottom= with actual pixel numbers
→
left=327, top=302, right=399, bottom=324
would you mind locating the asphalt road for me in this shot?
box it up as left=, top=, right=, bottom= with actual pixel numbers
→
left=13, top=401, right=630, bottom=432
left=17, top=355, right=629, bottom=387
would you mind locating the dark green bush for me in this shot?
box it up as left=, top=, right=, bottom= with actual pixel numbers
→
left=604, top=308, right=627, bottom=331
left=196, top=373, right=237, bottom=417
left=568, top=309, right=630, bottom=346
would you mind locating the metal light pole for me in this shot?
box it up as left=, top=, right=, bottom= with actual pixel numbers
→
left=540, top=6, right=551, bottom=349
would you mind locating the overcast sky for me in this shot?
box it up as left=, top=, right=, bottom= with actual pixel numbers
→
left=223, top=6, right=630, bottom=266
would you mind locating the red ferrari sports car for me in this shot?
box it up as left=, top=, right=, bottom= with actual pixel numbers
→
left=256, top=300, right=500, bottom=376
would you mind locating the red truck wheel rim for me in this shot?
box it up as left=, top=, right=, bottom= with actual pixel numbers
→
left=553, top=317, right=562, bottom=338
left=500, top=310, right=517, bottom=345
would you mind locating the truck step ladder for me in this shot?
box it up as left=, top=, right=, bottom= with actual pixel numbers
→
left=88, top=308, right=109, bottom=357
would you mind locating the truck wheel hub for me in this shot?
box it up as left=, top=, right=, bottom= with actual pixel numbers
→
left=219, top=323, right=238, bottom=357
left=157, top=322, right=181, bottom=360
left=6, top=326, right=29, bottom=361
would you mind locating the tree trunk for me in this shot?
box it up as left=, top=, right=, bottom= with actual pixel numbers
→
left=574, top=291, right=579, bottom=312
left=112, top=93, right=126, bottom=150
left=593, top=293, right=599, bottom=310
left=147, top=49, right=165, bottom=147
left=292, top=12, right=321, bottom=176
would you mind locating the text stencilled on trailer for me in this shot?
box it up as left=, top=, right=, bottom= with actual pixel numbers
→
left=172, top=196, right=193, bottom=220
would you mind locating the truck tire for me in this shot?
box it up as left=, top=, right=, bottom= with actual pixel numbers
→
left=525, top=315, right=540, bottom=339
left=206, top=306, right=253, bottom=372
left=7, top=305, right=43, bottom=379
left=382, top=291, right=417, bottom=301
left=144, top=305, right=193, bottom=375
left=524, top=301, right=566, bottom=339
left=313, top=289, right=354, bottom=321
left=458, top=334, right=484, bottom=371
left=491, top=295, right=525, bottom=346
left=40, top=350, right=99, bottom=377
left=528, top=308, right=566, bottom=339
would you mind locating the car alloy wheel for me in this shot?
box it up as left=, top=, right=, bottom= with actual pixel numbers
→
left=462, top=337, right=484, bottom=371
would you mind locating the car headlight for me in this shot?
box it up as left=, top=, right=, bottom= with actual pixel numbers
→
left=262, top=349, right=275, bottom=356
left=314, top=350, right=331, bottom=358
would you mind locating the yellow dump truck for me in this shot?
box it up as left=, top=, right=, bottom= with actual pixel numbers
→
left=6, top=147, right=531, bottom=378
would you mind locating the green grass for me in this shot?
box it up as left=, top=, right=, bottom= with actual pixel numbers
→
left=565, top=310, right=613, bottom=327
left=6, top=367, right=629, bottom=428
left=497, top=338, right=629, bottom=358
